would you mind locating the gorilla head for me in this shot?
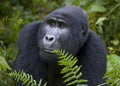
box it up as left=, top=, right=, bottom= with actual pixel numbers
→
left=37, top=6, right=89, bottom=62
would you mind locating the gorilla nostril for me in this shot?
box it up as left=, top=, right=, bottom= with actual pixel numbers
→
left=49, top=38, right=54, bottom=41
left=45, top=36, right=49, bottom=40
left=44, top=35, right=55, bottom=43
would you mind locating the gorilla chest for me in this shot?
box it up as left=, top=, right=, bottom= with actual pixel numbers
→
left=45, top=63, right=65, bottom=86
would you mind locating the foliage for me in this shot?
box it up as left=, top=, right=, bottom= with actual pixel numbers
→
left=0, top=0, right=120, bottom=85
left=0, top=42, right=17, bottom=85
left=0, top=16, right=24, bottom=46
left=52, top=50, right=88, bottom=86
left=0, top=0, right=61, bottom=21
left=0, top=53, right=14, bottom=86
left=10, top=70, right=47, bottom=86
left=0, top=17, right=19, bottom=85
left=104, top=54, right=120, bottom=86
left=0, top=71, right=14, bottom=86
left=10, top=50, right=87, bottom=86
left=0, top=43, right=18, bottom=65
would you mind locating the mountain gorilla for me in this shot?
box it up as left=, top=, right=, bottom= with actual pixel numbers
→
left=12, top=6, right=107, bottom=86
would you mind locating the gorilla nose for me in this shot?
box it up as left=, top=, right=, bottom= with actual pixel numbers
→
left=43, top=35, right=56, bottom=44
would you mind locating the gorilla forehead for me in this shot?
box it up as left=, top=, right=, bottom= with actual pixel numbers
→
left=44, top=6, right=89, bottom=29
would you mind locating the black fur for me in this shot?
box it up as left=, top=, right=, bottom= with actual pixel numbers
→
left=12, top=6, right=107, bottom=86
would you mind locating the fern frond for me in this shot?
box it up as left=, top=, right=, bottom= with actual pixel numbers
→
left=104, top=54, right=120, bottom=86
left=10, top=70, right=47, bottom=86
left=38, top=79, right=47, bottom=86
left=52, top=49, right=88, bottom=86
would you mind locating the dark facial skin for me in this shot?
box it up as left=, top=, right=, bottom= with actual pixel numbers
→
left=37, top=17, right=80, bottom=63
left=41, top=17, right=69, bottom=52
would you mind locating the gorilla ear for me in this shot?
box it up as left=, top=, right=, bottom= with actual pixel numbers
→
left=81, top=24, right=88, bottom=35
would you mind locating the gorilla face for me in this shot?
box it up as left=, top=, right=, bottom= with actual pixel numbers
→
left=38, top=17, right=80, bottom=62
left=39, top=17, right=70, bottom=52
left=37, top=6, right=89, bottom=62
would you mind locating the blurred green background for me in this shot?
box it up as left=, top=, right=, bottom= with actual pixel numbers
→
left=0, top=0, right=120, bottom=85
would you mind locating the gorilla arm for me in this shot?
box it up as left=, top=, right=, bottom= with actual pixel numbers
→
left=12, top=21, right=46, bottom=83
left=77, top=31, right=107, bottom=86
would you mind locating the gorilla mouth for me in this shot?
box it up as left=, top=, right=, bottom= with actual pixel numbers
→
left=43, top=48, right=54, bottom=53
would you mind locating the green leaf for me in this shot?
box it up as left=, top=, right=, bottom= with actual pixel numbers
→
left=65, top=0, right=74, bottom=5
left=78, top=79, right=88, bottom=83
left=64, top=75, right=76, bottom=83
left=66, top=80, right=78, bottom=86
left=63, top=71, right=73, bottom=78
left=78, top=0, right=88, bottom=6
left=69, top=58, right=78, bottom=67
left=110, top=40, right=119, bottom=46
left=90, top=4, right=106, bottom=12
left=96, top=17, right=107, bottom=25
left=76, top=72, right=82, bottom=79
left=61, top=66, right=71, bottom=73
left=73, top=66, right=79, bottom=74
left=0, top=55, right=11, bottom=71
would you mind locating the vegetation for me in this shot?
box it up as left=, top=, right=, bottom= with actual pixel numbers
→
left=104, top=54, right=120, bottom=86
left=52, top=50, right=88, bottom=86
left=10, top=70, right=47, bottom=86
left=10, top=50, right=87, bottom=86
left=0, top=0, right=120, bottom=86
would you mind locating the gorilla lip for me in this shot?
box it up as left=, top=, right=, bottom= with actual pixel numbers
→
left=43, top=48, right=53, bottom=53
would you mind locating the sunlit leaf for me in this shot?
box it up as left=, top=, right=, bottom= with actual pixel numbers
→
left=96, top=17, right=107, bottom=25
left=0, top=56, right=11, bottom=71
left=91, top=4, right=106, bottom=12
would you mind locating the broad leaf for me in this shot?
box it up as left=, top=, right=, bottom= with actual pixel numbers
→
left=0, top=56, right=11, bottom=71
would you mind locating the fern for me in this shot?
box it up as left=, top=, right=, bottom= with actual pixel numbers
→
left=10, top=49, right=88, bottom=86
left=104, top=54, right=120, bottom=86
left=52, top=49, right=88, bottom=86
left=9, top=70, right=47, bottom=86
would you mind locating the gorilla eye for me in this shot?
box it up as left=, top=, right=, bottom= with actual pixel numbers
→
left=47, top=20, right=55, bottom=27
left=58, top=22, right=66, bottom=29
